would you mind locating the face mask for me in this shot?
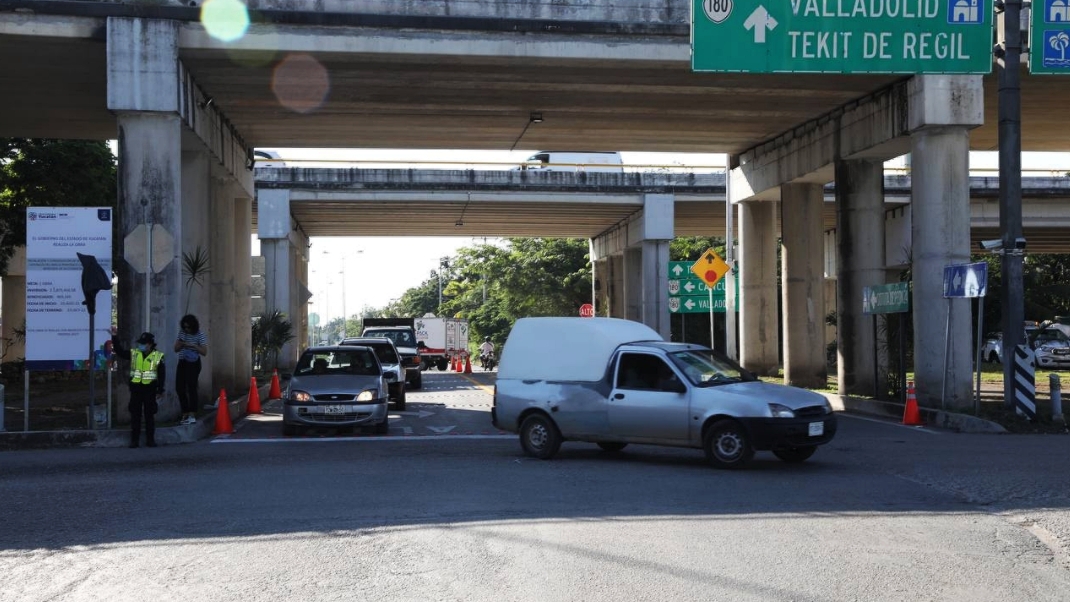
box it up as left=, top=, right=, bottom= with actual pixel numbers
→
left=138, top=344, right=150, bottom=353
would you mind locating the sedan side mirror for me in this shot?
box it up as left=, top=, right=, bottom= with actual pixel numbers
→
left=383, top=372, right=398, bottom=382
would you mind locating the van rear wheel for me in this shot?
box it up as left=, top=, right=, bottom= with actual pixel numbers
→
left=520, top=414, right=561, bottom=460
left=703, top=419, right=754, bottom=469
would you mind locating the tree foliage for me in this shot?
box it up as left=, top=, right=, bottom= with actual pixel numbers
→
left=0, top=139, right=118, bottom=276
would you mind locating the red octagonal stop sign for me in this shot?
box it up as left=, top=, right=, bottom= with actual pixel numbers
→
left=579, top=303, right=595, bottom=318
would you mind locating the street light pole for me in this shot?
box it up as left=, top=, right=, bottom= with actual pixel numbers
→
left=339, top=265, right=347, bottom=338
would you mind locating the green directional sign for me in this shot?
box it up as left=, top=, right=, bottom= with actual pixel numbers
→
left=669, top=277, right=724, bottom=296
left=862, top=282, right=910, bottom=314
left=1030, top=0, right=1070, bottom=74
left=691, top=0, right=993, bottom=74
left=670, top=295, right=732, bottom=314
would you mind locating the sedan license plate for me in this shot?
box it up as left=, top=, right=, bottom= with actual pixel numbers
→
left=808, top=421, right=824, bottom=437
left=323, top=405, right=346, bottom=415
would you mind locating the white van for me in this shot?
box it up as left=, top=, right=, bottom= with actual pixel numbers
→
left=491, top=317, right=837, bottom=468
left=519, top=151, right=624, bottom=173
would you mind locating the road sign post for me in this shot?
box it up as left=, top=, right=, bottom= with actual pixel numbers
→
left=942, top=262, right=990, bottom=413
left=691, top=249, right=731, bottom=351
left=692, top=0, right=994, bottom=73
left=863, top=282, right=911, bottom=402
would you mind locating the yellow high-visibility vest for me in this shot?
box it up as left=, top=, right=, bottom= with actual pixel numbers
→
left=130, top=350, right=164, bottom=384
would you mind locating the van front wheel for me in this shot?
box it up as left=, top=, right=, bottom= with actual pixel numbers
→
left=520, top=414, right=561, bottom=460
left=703, top=419, right=754, bottom=469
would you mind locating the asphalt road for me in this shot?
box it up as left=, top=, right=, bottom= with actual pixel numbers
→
left=2, top=371, right=1069, bottom=602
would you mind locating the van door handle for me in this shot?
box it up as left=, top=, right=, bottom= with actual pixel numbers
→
left=613, top=393, right=624, bottom=400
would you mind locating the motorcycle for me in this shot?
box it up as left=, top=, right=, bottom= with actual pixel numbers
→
left=480, top=351, right=497, bottom=371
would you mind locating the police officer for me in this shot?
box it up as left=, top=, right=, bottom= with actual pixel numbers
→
left=114, top=332, right=166, bottom=448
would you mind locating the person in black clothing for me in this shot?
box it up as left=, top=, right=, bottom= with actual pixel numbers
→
left=113, top=331, right=166, bottom=448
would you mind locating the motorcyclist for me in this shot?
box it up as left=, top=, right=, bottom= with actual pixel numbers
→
left=479, top=337, right=495, bottom=366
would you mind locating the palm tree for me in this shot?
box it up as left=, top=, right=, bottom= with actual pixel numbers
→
left=1050, top=31, right=1070, bottom=61
left=181, top=246, right=210, bottom=314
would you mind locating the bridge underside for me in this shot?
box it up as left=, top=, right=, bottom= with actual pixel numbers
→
left=3, top=18, right=1070, bottom=153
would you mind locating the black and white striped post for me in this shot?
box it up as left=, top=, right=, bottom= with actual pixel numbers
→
left=1013, top=344, right=1037, bottom=421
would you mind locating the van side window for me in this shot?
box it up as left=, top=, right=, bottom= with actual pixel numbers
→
left=617, top=353, right=679, bottom=391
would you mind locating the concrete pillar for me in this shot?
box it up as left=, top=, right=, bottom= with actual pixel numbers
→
left=1, top=247, right=26, bottom=365
left=208, top=177, right=237, bottom=396
left=905, top=75, right=982, bottom=411
left=609, top=255, right=624, bottom=318
left=233, top=194, right=253, bottom=385
left=591, top=255, right=608, bottom=317
left=738, top=201, right=779, bottom=375
left=835, top=159, right=884, bottom=397
left=641, top=241, right=671, bottom=339
left=781, top=184, right=827, bottom=388
left=623, top=247, right=642, bottom=322
left=257, top=188, right=299, bottom=370
left=109, top=18, right=183, bottom=422
left=911, top=128, right=973, bottom=409
left=180, top=150, right=213, bottom=401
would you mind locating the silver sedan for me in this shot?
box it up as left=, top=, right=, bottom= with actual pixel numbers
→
left=283, top=346, right=392, bottom=436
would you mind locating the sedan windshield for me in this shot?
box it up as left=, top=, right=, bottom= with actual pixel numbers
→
left=295, top=349, right=380, bottom=376
left=668, top=349, right=754, bottom=387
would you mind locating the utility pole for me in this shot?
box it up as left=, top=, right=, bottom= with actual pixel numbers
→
left=439, top=257, right=449, bottom=312
left=997, top=0, right=1024, bottom=410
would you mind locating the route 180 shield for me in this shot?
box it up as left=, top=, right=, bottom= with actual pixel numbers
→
left=702, top=0, right=733, bottom=23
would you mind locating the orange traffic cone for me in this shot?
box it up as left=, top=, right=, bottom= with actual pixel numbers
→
left=902, top=380, right=923, bottom=426
left=454, top=355, right=462, bottom=372
left=464, top=354, right=472, bottom=374
left=268, top=369, right=282, bottom=400
left=213, top=389, right=234, bottom=435
left=246, top=377, right=262, bottom=414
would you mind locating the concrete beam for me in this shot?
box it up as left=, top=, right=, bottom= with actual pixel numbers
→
left=729, top=75, right=984, bottom=203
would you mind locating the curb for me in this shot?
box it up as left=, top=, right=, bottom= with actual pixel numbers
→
left=821, top=393, right=1007, bottom=434
left=0, top=383, right=272, bottom=451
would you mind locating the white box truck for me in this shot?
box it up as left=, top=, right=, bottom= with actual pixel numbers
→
left=415, top=316, right=469, bottom=370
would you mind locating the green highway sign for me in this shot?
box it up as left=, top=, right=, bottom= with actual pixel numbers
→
left=1030, top=0, right=1070, bottom=74
left=669, top=278, right=725, bottom=296
left=692, top=0, right=993, bottom=74
left=862, top=282, right=910, bottom=314
left=670, top=295, right=730, bottom=314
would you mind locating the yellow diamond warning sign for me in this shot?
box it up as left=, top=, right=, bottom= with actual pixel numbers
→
left=690, top=248, right=730, bottom=288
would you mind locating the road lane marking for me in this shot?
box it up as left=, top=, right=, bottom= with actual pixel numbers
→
left=459, top=374, right=495, bottom=393
left=839, top=412, right=942, bottom=434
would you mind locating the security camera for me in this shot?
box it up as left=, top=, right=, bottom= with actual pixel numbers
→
left=979, top=239, right=1003, bottom=251
left=1014, top=237, right=1027, bottom=251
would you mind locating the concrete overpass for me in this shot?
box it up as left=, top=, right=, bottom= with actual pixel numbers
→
left=4, top=0, right=1070, bottom=412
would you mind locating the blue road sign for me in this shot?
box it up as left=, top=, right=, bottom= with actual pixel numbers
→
left=942, top=262, right=988, bottom=298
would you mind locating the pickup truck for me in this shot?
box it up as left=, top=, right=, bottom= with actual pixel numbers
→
left=361, top=318, right=423, bottom=390
left=492, top=317, right=837, bottom=469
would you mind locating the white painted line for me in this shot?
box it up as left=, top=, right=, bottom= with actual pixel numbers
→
left=211, top=434, right=515, bottom=444
left=839, top=412, right=942, bottom=434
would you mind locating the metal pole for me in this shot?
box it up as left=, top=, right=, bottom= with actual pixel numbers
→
left=89, top=309, right=96, bottom=429
left=899, top=313, right=906, bottom=406
left=24, top=369, right=29, bottom=432
left=0, top=383, right=5, bottom=432
left=998, top=0, right=1024, bottom=410
left=709, top=285, right=715, bottom=351
left=107, top=360, right=113, bottom=429
left=144, top=205, right=153, bottom=333
left=975, top=296, right=985, bottom=415
left=942, top=298, right=951, bottom=410
left=873, top=315, right=879, bottom=399
left=340, top=265, right=347, bottom=337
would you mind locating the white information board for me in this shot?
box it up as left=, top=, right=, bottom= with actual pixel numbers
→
left=25, top=207, right=113, bottom=370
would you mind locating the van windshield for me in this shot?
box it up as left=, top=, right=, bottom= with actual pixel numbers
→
left=667, top=349, right=754, bottom=387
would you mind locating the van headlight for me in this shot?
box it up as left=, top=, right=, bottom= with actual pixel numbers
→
left=768, top=403, right=795, bottom=418
left=356, top=389, right=376, bottom=402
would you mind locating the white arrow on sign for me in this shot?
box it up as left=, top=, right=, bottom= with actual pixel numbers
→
left=684, top=281, right=696, bottom=293
left=672, top=264, right=684, bottom=276
left=744, top=6, right=777, bottom=44
left=395, top=410, right=436, bottom=419
left=685, top=299, right=696, bottom=310
left=427, top=426, right=456, bottom=434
